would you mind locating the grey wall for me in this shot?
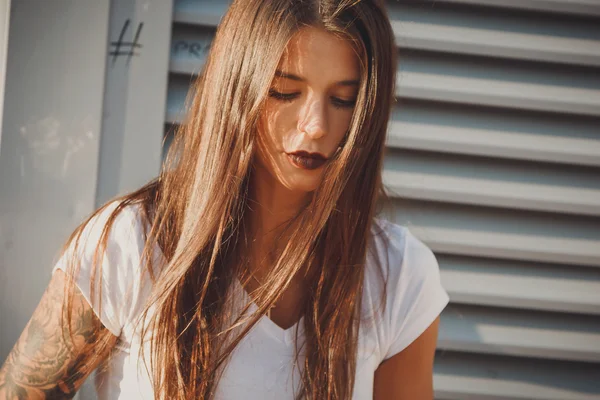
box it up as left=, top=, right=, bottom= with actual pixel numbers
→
left=0, top=0, right=10, bottom=148
left=0, top=1, right=172, bottom=397
left=95, top=0, right=173, bottom=206
left=0, top=0, right=110, bottom=361
left=0, top=1, right=172, bottom=396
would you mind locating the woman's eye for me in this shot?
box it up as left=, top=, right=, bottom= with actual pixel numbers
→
left=268, top=89, right=299, bottom=102
left=268, top=89, right=356, bottom=109
left=331, top=97, right=357, bottom=109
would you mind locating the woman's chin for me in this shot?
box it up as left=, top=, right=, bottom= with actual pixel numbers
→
left=280, top=175, right=321, bottom=194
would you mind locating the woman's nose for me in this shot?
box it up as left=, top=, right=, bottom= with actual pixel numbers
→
left=298, top=97, right=328, bottom=139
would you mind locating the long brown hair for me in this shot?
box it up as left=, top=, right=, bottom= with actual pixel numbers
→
left=61, top=0, right=397, bottom=398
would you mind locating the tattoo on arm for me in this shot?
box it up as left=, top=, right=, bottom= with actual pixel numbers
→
left=0, top=271, right=116, bottom=399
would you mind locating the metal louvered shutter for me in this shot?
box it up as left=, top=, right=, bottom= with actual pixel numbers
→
left=165, top=1, right=600, bottom=399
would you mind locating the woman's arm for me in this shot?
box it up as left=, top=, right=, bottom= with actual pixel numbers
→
left=373, top=316, right=440, bottom=400
left=0, top=269, right=117, bottom=399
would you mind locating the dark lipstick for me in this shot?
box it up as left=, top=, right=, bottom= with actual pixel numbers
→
left=287, top=150, right=328, bottom=170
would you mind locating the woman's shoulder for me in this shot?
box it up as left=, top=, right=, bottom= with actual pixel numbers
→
left=368, top=218, right=439, bottom=279
left=364, top=218, right=449, bottom=361
left=53, top=200, right=148, bottom=266
left=52, top=200, right=155, bottom=337
left=85, top=200, right=147, bottom=241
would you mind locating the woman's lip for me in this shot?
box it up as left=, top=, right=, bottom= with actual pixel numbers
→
left=286, top=153, right=327, bottom=170
left=287, top=150, right=328, bottom=160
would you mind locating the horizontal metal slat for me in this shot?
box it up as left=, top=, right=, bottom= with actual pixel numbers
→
left=440, top=256, right=600, bottom=315
left=409, top=225, right=600, bottom=268
left=397, top=71, right=600, bottom=117
left=392, top=20, right=600, bottom=67
left=434, top=352, right=600, bottom=400
left=387, top=119, right=600, bottom=167
left=383, top=170, right=600, bottom=216
left=170, top=58, right=203, bottom=77
left=166, top=73, right=194, bottom=123
left=173, top=10, right=220, bottom=27
left=173, top=0, right=226, bottom=27
left=439, top=0, right=600, bottom=17
left=388, top=198, right=600, bottom=268
left=439, top=305, right=600, bottom=362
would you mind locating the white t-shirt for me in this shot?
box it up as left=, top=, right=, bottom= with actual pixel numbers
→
left=52, top=201, right=449, bottom=399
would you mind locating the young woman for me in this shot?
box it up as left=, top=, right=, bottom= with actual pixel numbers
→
left=0, top=0, right=449, bottom=399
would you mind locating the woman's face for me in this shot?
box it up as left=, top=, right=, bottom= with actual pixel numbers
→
left=255, top=27, right=360, bottom=194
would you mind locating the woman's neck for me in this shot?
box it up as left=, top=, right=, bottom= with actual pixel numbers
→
left=247, top=163, right=309, bottom=275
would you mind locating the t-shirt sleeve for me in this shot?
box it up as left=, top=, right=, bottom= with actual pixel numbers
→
left=382, top=226, right=449, bottom=361
left=51, top=202, right=145, bottom=337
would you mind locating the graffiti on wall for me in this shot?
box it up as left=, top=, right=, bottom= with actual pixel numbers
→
left=109, top=19, right=144, bottom=66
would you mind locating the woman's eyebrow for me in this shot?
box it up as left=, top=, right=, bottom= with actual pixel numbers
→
left=275, top=69, right=359, bottom=86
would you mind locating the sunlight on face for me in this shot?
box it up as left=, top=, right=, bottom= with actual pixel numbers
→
left=255, top=26, right=361, bottom=194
